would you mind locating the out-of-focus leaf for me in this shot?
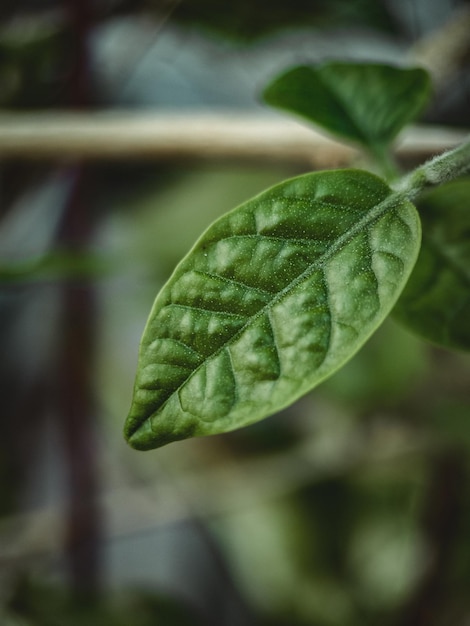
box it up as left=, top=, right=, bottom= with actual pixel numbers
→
left=0, top=14, right=65, bottom=107
left=0, top=252, right=111, bottom=283
left=262, top=62, right=431, bottom=152
left=393, top=178, right=470, bottom=351
left=125, top=169, right=420, bottom=450
left=322, top=319, right=427, bottom=410
left=170, top=0, right=398, bottom=41
left=0, top=612, right=34, bottom=626
left=7, top=578, right=203, bottom=626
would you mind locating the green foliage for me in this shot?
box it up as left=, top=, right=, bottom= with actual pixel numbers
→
left=169, top=0, right=397, bottom=41
left=0, top=251, right=110, bottom=283
left=125, top=169, right=420, bottom=450
left=262, top=62, right=432, bottom=156
left=393, top=178, right=470, bottom=350
left=125, top=59, right=470, bottom=451
left=6, top=579, right=202, bottom=626
left=0, top=15, right=65, bottom=108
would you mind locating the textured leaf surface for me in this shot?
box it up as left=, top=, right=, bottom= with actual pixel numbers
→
left=262, top=62, right=431, bottom=150
left=394, top=179, right=470, bottom=351
left=125, top=170, right=420, bottom=450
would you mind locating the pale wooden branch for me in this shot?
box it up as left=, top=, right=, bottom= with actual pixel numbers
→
left=0, top=111, right=467, bottom=164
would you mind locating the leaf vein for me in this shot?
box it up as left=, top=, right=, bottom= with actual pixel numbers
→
left=318, top=267, right=333, bottom=364
left=221, top=233, right=327, bottom=246
left=266, top=309, right=283, bottom=376
left=225, top=347, right=239, bottom=404
left=149, top=337, right=203, bottom=361
left=192, top=269, right=275, bottom=296
left=165, top=302, right=247, bottom=319
left=427, top=238, right=470, bottom=287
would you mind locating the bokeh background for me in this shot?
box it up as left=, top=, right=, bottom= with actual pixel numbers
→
left=1, top=1, right=470, bottom=624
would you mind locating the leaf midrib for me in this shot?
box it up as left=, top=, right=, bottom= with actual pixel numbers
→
left=427, top=236, right=470, bottom=287
left=130, top=187, right=406, bottom=437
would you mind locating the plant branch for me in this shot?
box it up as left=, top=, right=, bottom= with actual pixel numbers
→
left=56, top=165, right=103, bottom=600
left=394, top=136, right=470, bottom=200
left=55, top=0, right=103, bottom=600
left=399, top=450, right=466, bottom=626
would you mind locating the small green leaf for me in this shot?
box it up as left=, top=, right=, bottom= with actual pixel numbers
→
left=393, top=178, right=470, bottom=351
left=125, top=169, right=420, bottom=450
left=262, top=62, right=431, bottom=151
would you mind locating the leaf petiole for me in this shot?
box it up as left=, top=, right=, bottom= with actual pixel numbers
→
left=369, top=142, right=401, bottom=181
left=394, top=136, right=470, bottom=200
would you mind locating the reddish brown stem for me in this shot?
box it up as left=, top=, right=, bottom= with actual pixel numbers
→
left=56, top=166, right=102, bottom=599
left=399, top=450, right=465, bottom=626
left=56, top=0, right=102, bottom=599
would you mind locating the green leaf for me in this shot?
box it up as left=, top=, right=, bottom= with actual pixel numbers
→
left=393, top=178, right=470, bottom=351
left=124, top=169, right=421, bottom=450
left=262, top=62, right=431, bottom=151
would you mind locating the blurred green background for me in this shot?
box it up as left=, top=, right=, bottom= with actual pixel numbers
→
left=1, top=1, right=469, bottom=625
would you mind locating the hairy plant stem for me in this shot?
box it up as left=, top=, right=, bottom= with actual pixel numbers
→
left=393, top=136, right=470, bottom=200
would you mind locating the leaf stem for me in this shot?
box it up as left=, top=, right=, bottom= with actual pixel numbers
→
left=369, top=142, right=401, bottom=181
left=393, top=136, right=470, bottom=200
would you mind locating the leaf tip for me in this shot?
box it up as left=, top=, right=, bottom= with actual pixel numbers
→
left=124, top=403, right=198, bottom=451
